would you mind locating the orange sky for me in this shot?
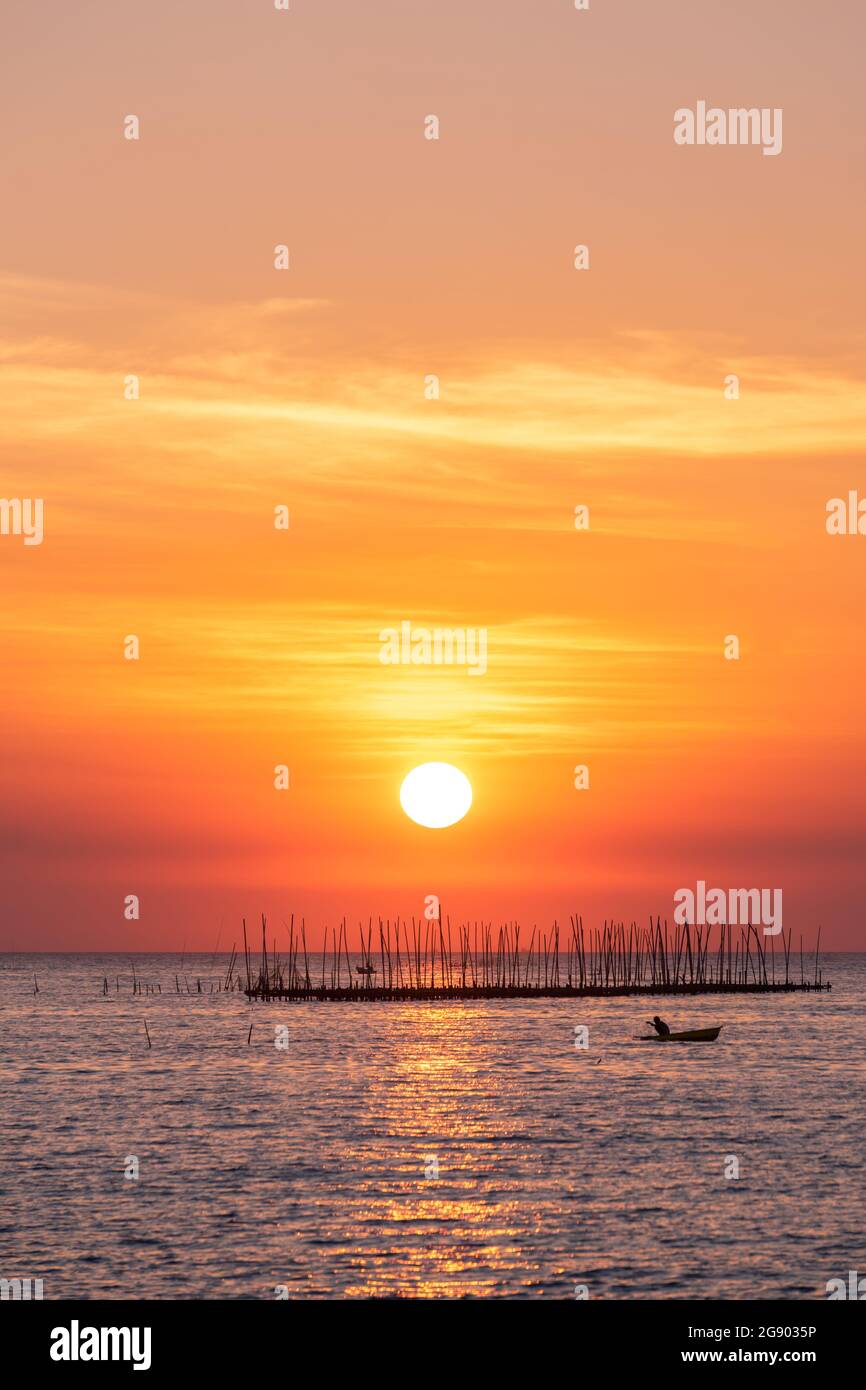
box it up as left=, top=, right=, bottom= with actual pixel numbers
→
left=1, top=1, right=865, bottom=949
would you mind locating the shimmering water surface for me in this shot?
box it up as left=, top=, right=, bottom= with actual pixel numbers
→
left=1, top=953, right=863, bottom=1299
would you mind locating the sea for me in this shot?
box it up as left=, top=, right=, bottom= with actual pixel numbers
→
left=1, top=952, right=863, bottom=1300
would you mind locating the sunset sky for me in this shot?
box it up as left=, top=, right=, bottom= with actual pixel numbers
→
left=1, top=1, right=865, bottom=949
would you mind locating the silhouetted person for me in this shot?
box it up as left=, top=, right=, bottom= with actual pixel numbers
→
left=649, top=1015, right=671, bottom=1037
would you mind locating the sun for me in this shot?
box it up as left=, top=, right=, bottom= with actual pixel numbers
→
left=400, top=762, right=473, bottom=829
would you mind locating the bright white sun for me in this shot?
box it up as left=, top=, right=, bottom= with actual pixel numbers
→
left=400, top=762, right=473, bottom=829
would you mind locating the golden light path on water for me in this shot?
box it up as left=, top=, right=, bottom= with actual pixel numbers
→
left=343, top=1004, right=523, bottom=1298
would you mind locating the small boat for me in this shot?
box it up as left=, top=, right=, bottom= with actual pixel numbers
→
left=637, top=1026, right=722, bottom=1042
left=355, top=963, right=377, bottom=976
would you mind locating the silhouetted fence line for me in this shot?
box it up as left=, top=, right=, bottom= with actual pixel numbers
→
left=239, top=914, right=829, bottom=1002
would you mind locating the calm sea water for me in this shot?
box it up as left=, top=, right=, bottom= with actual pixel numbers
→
left=1, top=952, right=863, bottom=1300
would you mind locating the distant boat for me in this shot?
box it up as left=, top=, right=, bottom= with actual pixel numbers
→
left=637, top=1026, right=722, bottom=1042
left=355, top=964, right=377, bottom=976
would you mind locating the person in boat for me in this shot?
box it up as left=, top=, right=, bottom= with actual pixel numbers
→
left=649, top=1015, right=671, bottom=1037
